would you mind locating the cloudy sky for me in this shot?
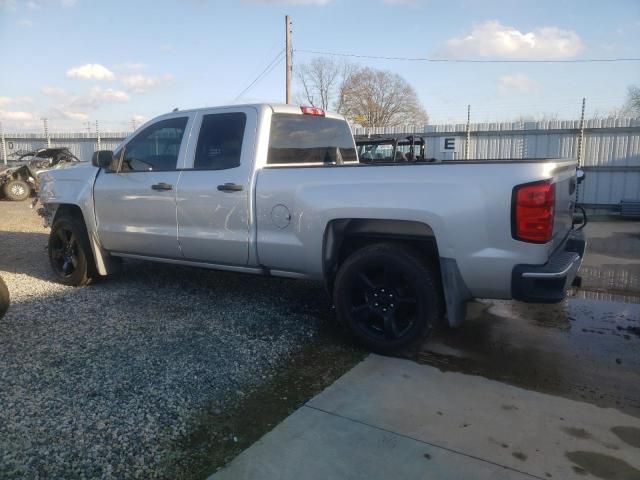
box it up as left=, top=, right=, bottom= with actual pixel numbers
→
left=0, top=0, right=639, bottom=131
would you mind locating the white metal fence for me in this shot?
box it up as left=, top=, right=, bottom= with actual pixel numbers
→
left=3, top=118, right=639, bottom=208
left=354, top=118, right=640, bottom=207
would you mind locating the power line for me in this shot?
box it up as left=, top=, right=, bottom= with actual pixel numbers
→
left=234, top=49, right=285, bottom=101
left=296, top=49, right=640, bottom=64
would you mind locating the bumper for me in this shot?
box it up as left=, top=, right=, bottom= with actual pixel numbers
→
left=511, top=229, right=586, bottom=303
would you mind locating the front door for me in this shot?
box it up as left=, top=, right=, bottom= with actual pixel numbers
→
left=176, top=108, right=256, bottom=265
left=94, top=115, right=192, bottom=258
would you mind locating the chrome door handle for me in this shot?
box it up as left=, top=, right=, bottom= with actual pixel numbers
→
left=217, top=183, right=243, bottom=192
left=151, top=183, right=173, bottom=191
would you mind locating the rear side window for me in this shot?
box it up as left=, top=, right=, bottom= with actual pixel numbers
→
left=121, top=117, right=187, bottom=172
left=194, top=113, right=246, bottom=170
left=268, top=114, right=357, bottom=165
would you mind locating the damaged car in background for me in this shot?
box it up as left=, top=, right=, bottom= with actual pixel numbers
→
left=0, top=148, right=81, bottom=201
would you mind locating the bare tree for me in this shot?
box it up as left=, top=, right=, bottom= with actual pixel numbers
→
left=625, top=85, right=640, bottom=116
left=295, top=58, right=344, bottom=110
left=338, top=67, right=428, bottom=128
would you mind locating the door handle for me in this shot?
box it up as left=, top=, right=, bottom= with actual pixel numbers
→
left=217, top=183, right=244, bottom=192
left=151, top=182, right=173, bottom=191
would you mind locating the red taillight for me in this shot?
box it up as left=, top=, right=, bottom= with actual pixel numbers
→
left=300, top=106, right=325, bottom=117
left=513, top=181, right=555, bottom=243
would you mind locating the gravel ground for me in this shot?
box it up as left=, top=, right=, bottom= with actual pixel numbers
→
left=0, top=200, right=361, bottom=479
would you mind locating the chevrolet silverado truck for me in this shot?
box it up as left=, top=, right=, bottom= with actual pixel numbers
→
left=37, top=104, right=586, bottom=352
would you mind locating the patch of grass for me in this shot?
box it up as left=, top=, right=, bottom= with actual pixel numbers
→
left=163, top=327, right=365, bottom=480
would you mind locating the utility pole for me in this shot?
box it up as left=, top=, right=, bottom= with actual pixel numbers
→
left=285, top=15, right=293, bottom=104
left=85, top=121, right=92, bottom=137
left=464, top=104, right=471, bottom=160
left=131, top=117, right=137, bottom=132
left=95, top=120, right=101, bottom=151
left=0, top=121, right=7, bottom=166
left=42, top=117, right=51, bottom=147
left=577, top=97, right=586, bottom=166
left=575, top=97, right=586, bottom=203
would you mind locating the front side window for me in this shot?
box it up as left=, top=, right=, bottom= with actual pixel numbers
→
left=193, top=113, right=246, bottom=170
left=120, top=117, right=188, bottom=172
left=268, top=114, right=357, bottom=165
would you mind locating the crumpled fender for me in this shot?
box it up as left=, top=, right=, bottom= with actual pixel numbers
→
left=38, top=163, right=112, bottom=276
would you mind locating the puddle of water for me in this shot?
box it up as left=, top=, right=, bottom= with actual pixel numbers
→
left=611, top=426, right=640, bottom=448
left=565, top=451, right=640, bottom=480
left=409, top=297, right=640, bottom=416
left=562, top=427, right=593, bottom=440
left=580, top=264, right=640, bottom=297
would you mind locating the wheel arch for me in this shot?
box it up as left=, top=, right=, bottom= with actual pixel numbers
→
left=50, top=203, right=112, bottom=276
left=322, top=218, right=472, bottom=327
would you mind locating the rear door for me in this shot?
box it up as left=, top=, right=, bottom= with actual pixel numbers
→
left=176, top=107, right=256, bottom=265
left=94, top=115, right=193, bottom=258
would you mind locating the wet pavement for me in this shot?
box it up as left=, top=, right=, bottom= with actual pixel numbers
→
left=412, top=219, right=640, bottom=417
left=213, top=219, right=640, bottom=480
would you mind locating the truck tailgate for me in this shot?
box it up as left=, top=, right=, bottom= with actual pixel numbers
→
left=551, top=163, right=578, bottom=252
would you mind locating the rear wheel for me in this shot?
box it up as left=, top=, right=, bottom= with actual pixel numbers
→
left=334, top=243, right=442, bottom=353
left=48, top=214, right=95, bottom=286
left=3, top=179, right=31, bottom=201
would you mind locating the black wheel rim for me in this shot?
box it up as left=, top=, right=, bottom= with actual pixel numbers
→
left=347, top=261, right=418, bottom=342
left=50, top=228, right=79, bottom=277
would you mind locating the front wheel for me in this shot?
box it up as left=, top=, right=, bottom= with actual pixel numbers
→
left=334, top=243, right=443, bottom=353
left=3, top=179, right=31, bottom=201
left=48, top=215, right=95, bottom=286
left=0, top=275, right=9, bottom=319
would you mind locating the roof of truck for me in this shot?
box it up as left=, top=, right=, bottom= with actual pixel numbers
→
left=156, top=103, right=345, bottom=120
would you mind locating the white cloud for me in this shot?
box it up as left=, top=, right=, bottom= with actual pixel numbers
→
left=18, top=19, right=33, bottom=27
left=0, top=96, right=34, bottom=106
left=42, top=85, right=67, bottom=97
left=243, top=0, right=331, bottom=4
left=61, top=111, right=88, bottom=121
left=498, top=74, right=538, bottom=94
left=121, top=74, right=173, bottom=93
left=68, top=87, right=130, bottom=110
left=66, top=63, right=115, bottom=80
left=0, top=110, right=34, bottom=121
left=98, top=88, right=129, bottom=102
left=115, top=62, right=147, bottom=71
left=439, top=21, right=583, bottom=59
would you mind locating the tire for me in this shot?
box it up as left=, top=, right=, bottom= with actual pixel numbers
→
left=0, top=275, right=9, bottom=319
left=334, top=243, right=443, bottom=353
left=3, top=179, right=31, bottom=201
left=48, top=214, right=95, bottom=286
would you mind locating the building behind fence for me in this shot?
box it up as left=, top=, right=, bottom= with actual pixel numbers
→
left=2, top=117, right=639, bottom=209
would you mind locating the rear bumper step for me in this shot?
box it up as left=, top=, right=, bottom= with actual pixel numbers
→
left=511, top=229, right=586, bottom=303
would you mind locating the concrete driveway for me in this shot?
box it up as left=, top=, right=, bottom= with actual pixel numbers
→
left=212, top=219, right=640, bottom=479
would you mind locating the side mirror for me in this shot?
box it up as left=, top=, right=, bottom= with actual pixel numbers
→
left=576, top=168, right=585, bottom=184
left=92, top=150, right=115, bottom=170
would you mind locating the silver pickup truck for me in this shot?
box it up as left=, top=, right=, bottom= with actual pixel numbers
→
left=37, top=103, right=586, bottom=352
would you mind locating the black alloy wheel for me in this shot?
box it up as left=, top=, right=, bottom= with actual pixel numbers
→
left=48, top=214, right=94, bottom=286
left=334, top=243, right=442, bottom=353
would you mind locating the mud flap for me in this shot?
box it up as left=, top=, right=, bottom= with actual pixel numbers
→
left=439, top=257, right=473, bottom=327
